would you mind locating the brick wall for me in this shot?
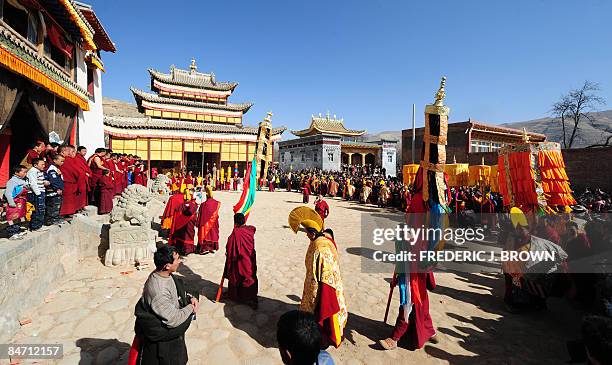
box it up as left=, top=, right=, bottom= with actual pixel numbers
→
left=562, top=147, right=612, bottom=192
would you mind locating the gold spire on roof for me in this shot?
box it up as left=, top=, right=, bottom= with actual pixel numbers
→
left=434, top=76, right=447, bottom=106
left=189, top=58, right=197, bottom=74
left=264, top=111, right=273, bottom=123
left=522, top=127, right=531, bottom=143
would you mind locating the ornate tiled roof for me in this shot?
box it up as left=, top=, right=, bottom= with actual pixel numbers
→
left=42, top=0, right=96, bottom=50
left=104, top=116, right=286, bottom=136
left=148, top=66, right=237, bottom=92
left=292, top=112, right=366, bottom=137
left=469, top=120, right=546, bottom=141
left=341, top=141, right=380, bottom=149
left=0, top=25, right=89, bottom=100
left=131, top=88, right=253, bottom=113
left=76, top=3, right=116, bottom=52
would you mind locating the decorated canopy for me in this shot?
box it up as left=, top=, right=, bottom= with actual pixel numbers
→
left=489, top=165, right=499, bottom=192
left=468, top=164, right=491, bottom=187
left=402, top=164, right=419, bottom=186
left=498, top=139, right=575, bottom=212
left=444, top=163, right=469, bottom=187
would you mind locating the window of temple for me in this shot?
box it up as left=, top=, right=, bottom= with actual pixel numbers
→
left=328, top=153, right=333, bottom=161
left=27, top=12, right=38, bottom=44
left=87, top=67, right=95, bottom=100
left=290, top=153, right=294, bottom=162
left=314, top=152, right=318, bottom=162
left=388, top=155, right=393, bottom=163
left=301, top=153, right=305, bottom=162
left=470, top=139, right=492, bottom=152
left=2, top=0, right=29, bottom=40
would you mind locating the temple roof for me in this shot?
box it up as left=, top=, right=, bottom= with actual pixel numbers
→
left=75, top=2, right=116, bottom=52
left=291, top=113, right=366, bottom=137
left=341, top=141, right=380, bottom=149
left=104, top=116, right=286, bottom=136
left=131, top=88, right=253, bottom=113
left=469, top=120, right=546, bottom=141
left=40, top=0, right=96, bottom=50
left=148, top=66, right=237, bottom=92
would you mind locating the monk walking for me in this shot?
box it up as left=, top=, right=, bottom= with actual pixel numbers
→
left=288, top=206, right=347, bottom=348
left=168, top=197, right=198, bottom=256
left=197, top=186, right=220, bottom=254
left=314, top=195, right=329, bottom=223
left=222, top=213, right=257, bottom=309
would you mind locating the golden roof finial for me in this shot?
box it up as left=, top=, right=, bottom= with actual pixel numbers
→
left=453, top=155, right=456, bottom=164
left=522, top=127, right=531, bottom=143
left=434, top=76, right=447, bottom=106
left=190, top=58, right=197, bottom=73
left=326, top=110, right=330, bottom=120
left=264, top=111, right=273, bottom=123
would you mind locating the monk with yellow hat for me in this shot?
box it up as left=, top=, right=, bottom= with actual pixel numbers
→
left=288, top=206, right=347, bottom=348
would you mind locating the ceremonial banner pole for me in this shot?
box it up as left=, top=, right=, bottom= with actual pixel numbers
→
left=411, top=103, right=416, bottom=163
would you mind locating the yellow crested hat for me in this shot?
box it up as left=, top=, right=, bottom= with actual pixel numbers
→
left=205, top=185, right=213, bottom=198
left=510, top=207, right=528, bottom=228
left=288, top=206, right=324, bottom=233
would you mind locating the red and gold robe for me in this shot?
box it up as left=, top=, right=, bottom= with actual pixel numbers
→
left=300, top=233, right=347, bottom=348
left=197, top=197, right=220, bottom=252
left=168, top=200, right=198, bottom=255
left=98, top=175, right=115, bottom=214
left=161, top=193, right=185, bottom=229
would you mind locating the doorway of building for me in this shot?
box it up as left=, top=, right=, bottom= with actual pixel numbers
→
left=185, top=152, right=220, bottom=176
left=7, top=97, right=47, bottom=168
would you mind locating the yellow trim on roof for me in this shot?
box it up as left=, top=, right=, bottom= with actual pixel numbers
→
left=0, top=48, right=89, bottom=110
left=58, top=0, right=97, bottom=51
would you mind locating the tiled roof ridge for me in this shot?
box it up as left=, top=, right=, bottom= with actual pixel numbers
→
left=130, top=87, right=253, bottom=113
left=104, top=115, right=286, bottom=136
left=147, top=68, right=238, bottom=92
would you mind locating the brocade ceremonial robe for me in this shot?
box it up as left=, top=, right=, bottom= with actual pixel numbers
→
left=300, top=233, right=347, bottom=348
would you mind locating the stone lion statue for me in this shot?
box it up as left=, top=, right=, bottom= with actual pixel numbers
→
left=151, top=174, right=171, bottom=195
left=110, top=184, right=154, bottom=227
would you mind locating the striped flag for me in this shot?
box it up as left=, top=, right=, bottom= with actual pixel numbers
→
left=233, top=157, right=257, bottom=220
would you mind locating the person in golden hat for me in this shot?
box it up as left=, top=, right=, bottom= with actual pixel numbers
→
left=288, top=206, right=347, bottom=348
left=196, top=185, right=221, bottom=254
left=378, top=180, right=390, bottom=208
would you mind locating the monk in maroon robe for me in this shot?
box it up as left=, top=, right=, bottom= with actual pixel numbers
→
left=223, top=213, right=258, bottom=308
left=169, top=199, right=198, bottom=255
left=75, top=148, right=92, bottom=209
left=314, top=195, right=329, bottom=223
left=161, top=193, right=185, bottom=230
left=97, top=171, right=115, bottom=214
left=58, top=146, right=81, bottom=216
left=197, top=187, right=220, bottom=254
left=302, top=184, right=310, bottom=203
left=87, top=148, right=107, bottom=205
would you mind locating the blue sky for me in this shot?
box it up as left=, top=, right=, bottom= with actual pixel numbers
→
left=90, top=0, right=612, bottom=132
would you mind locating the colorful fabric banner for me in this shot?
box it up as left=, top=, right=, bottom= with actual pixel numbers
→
left=233, top=157, right=257, bottom=220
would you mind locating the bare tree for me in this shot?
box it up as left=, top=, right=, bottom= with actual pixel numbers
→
left=586, top=127, right=612, bottom=148
left=551, top=81, right=605, bottom=149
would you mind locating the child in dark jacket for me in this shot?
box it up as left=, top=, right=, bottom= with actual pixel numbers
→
left=45, top=155, right=64, bottom=226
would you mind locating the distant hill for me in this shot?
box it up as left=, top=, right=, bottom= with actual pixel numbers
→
left=102, top=97, right=141, bottom=118
left=501, top=110, right=612, bottom=148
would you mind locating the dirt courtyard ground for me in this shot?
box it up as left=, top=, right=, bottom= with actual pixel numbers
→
left=7, top=191, right=581, bottom=365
